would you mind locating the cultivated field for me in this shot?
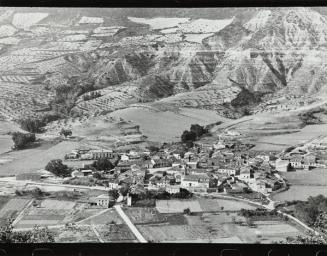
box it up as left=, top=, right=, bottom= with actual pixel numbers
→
left=138, top=211, right=304, bottom=243
left=124, top=207, right=166, bottom=224
left=0, top=198, right=31, bottom=224
left=55, top=225, right=99, bottom=243
left=14, top=199, right=77, bottom=229
left=95, top=224, right=137, bottom=242
left=78, top=209, right=124, bottom=225
left=138, top=224, right=229, bottom=242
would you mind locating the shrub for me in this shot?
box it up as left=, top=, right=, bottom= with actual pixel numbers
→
left=11, top=132, right=36, bottom=150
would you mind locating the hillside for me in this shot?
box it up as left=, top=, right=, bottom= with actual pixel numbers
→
left=0, top=7, right=327, bottom=143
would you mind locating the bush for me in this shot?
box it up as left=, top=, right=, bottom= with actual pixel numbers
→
left=11, top=132, right=36, bottom=150
left=45, top=159, right=72, bottom=177
left=59, top=128, right=72, bottom=138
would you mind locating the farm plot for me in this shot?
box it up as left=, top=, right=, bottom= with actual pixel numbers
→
left=124, top=207, right=166, bottom=224
left=156, top=200, right=202, bottom=213
left=138, top=224, right=229, bottom=242
left=14, top=199, right=77, bottom=229
left=78, top=209, right=124, bottom=225
left=95, top=224, right=137, bottom=242
left=0, top=198, right=31, bottom=224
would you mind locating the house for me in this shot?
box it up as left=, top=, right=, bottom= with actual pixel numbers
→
left=184, top=151, right=195, bottom=161
left=90, top=149, right=114, bottom=159
left=237, top=166, right=253, bottom=182
left=120, top=154, right=130, bottom=161
left=186, top=161, right=198, bottom=169
left=81, top=169, right=93, bottom=177
left=95, top=194, right=114, bottom=208
left=256, top=154, right=270, bottom=162
left=173, top=153, right=182, bottom=160
left=128, top=151, right=140, bottom=159
left=213, top=141, right=225, bottom=150
left=289, top=155, right=303, bottom=169
left=80, top=153, right=93, bottom=160
left=151, top=159, right=172, bottom=168
left=165, top=185, right=180, bottom=194
left=275, top=159, right=290, bottom=172
left=115, top=162, right=132, bottom=173
left=217, top=164, right=237, bottom=176
left=181, top=174, right=210, bottom=188
left=65, top=151, right=79, bottom=159
left=108, top=179, right=120, bottom=190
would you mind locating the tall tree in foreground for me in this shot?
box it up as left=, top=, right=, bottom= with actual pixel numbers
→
left=0, top=221, right=55, bottom=243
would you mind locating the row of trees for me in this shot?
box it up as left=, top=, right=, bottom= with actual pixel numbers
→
left=130, top=188, right=193, bottom=202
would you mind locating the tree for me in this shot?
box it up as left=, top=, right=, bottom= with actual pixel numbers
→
left=11, top=132, right=36, bottom=150
left=45, top=159, right=72, bottom=177
left=18, top=118, right=44, bottom=133
left=0, top=221, right=54, bottom=243
left=181, top=130, right=196, bottom=143
left=183, top=208, right=192, bottom=215
left=92, top=158, right=114, bottom=171
left=190, top=124, right=206, bottom=138
left=59, top=128, right=72, bottom=138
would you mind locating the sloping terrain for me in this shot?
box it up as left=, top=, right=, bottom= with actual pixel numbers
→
left=0, top=7, right=327, bottom=143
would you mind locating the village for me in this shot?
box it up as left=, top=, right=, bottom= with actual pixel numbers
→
left=9, top=125, right=325, bottom=210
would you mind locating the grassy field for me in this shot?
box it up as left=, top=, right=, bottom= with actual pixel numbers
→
left=273, top=168, right=327, bottom=201
left=109, top=107, right=225, bottom=142
left=156, top=198, right=257, bottom=213
left=272, top=185, right=327, bottom=202
left=0, top=140, right=79, bottom=175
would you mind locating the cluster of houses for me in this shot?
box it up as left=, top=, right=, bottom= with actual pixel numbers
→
left=275, top=140, right=327, bottom=172
left=65, top=137, right=289, bottom=199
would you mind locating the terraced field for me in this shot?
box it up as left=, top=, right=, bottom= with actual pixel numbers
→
left=0, top=82, right=54, bottom=120
left=74, top=86, right=138, bottom=115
